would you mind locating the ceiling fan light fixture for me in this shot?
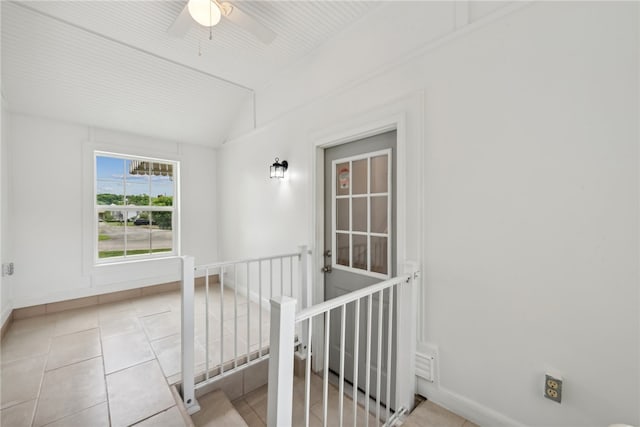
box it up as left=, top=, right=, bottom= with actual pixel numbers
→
left=188, top=0, right=222, bottom=27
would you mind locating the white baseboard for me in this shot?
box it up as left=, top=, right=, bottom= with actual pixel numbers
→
left=11, top=273, right=179, bottom=308
left=417, top=377, right=527, bottom=427
left=225, top=278, right=271, bottom=312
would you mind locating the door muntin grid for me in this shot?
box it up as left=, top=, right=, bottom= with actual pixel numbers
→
left=331, top=149, right=391, bottom=279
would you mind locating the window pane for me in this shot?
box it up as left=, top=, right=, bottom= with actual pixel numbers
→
left=96, top=156, right=124, bottom=180
left=336, top=162, right=350, bottom=196
left=150, top=212, right=173, bottom=254
left=370, top=155, right=388, bottom=194
left=125, top=160, right=150, bottom=206
left=371, top=196, right=388, bottom=234
left=370, top=236, right=388, bottom=275
left=336, top=233, right=349, bottom=266
left=97, top=180, right=124, bottom=205
left=352, top=197, right=367, bottom=232
left=336, top=198, right=349, bottom=231
left=125, top=182, right=150, bottom=206
left=352, top=159, right=367, bottom=195
left=98, top=214, right=124, bottom=258
left=150, top=162, right=174, bottom=205
left=352, top=235, right=367, bottom=271
left=127, top=212, right=151, bottom=256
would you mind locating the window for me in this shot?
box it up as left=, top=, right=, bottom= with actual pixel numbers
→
left=332, top=149, right=391, bottom=278
left=95, top=152, right=178, bottom=262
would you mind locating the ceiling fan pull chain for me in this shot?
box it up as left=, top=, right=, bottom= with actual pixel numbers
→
left=209, top=0, right=213, bottom=40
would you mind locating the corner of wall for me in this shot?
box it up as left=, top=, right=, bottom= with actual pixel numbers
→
left=0, top=93, right=12, bottom=321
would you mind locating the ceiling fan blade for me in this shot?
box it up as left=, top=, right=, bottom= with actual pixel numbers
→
left=167, top=3, right=192, bottom=37
left=223, top=2, right=276, bottom=44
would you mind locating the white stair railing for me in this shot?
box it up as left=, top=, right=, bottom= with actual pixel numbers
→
left=180, top=246, right=311, bottom=415
left=267, top=270, right=419, bottom=427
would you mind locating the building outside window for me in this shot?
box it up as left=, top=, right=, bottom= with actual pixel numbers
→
left=95, top=152, right=178, bottom=262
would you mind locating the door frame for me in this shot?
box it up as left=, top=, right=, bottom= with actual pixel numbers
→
left=310, top=113, right=408, bottom=373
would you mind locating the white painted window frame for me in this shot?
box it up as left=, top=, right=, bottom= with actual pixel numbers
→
left=331, top=148, right=392, bottom=280
left=93, top=150, right=180, bottom=264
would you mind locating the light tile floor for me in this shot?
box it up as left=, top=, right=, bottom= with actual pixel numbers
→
left=230, top=373, right=479, bottom=427
left=0, top=286, right=269, bottom=427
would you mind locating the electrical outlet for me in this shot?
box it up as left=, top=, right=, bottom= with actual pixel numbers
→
left=544, top=374, right=562, bottom=403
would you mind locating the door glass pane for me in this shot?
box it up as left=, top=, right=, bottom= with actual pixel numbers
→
left=150, top=212, right=173, bottom=254
left=336, top=233, right=349, bottom=266
left=352, top=198, right=367, bottom=232
left=352, top=235, right=367, bottom=271
left=371, top=155, right=388, bottom=193
left=336, top=162, right=350, bottom=196
left=370, top=236, right=387, bottom=274
left=371, top=196, right=388, bottom=234
left=98, top=213, right=124, bottom=258
left=336, top=198, right=349, bottom=231
left=352, top=159, right=368, bottom=195
left=127, top=212, right=151, bottom=255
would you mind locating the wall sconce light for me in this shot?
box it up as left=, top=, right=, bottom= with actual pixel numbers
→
left=270, top=157, right=288, bottom=179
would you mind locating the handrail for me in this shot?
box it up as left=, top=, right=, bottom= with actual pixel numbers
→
left=196, top=251, right=306, bottom=270
left=295, top=273, right=411, bottom=322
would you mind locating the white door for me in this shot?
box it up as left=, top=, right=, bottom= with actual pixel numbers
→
left=324, top=130, right=397, bottom=409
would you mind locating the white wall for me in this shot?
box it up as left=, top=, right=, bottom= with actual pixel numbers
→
left=1, top=97, right=11, bottom=324
left=7, top=113, right=219, bottom=307
left=217, top=2, right=639, bottom=427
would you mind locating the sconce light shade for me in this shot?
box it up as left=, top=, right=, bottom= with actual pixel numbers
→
left=270, top=157, right=288, bottom=179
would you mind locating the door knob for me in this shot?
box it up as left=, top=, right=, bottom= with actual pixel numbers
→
left=322, top=265, right=332, bottom=273
left=324, top=250, right=332, bottom=257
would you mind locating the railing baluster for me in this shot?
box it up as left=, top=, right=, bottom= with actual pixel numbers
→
left=386, top=288, right=394, bottom=423
left=323, top=311, right=331, bottom=427
left=304, top=317, right=313, bottom=427
left=353, top=299, right=361, bottom=427
left=234, top=263, right=238, bottom=369
left=339, top=305, right=346, bottom=427
left=376, top=290, right=384, bottom=425
left=259, top=261, right=263, bottom=357
left=205, top=268, right=210, bottom=381
left=365, top=294, right=372, bottom=427
left=290, top=256, right=294, bottom=297
left=270, top=259, right=274, bottom=299
left=220, top=266, right=225, bottom=374
left=246, top=262, right=251, bottom=363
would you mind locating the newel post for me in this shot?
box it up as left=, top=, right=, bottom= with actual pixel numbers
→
left=298, top=245, right=311, bottom=357
left=267, top=296, right=297, bottom=427
left=181, top=256, right=200, bottom=414
left=395, top=262, right=420, bottom=413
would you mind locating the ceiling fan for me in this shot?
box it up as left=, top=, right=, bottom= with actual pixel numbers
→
left=168, top=0, right=276, bottom=44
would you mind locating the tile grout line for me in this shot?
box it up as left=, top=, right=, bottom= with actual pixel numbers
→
left=98, top=320, right=113, bottom=427
left=28, top=330, right=51, bottom=427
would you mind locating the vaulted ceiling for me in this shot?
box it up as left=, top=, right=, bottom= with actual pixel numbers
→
left=1, top=1, right=379, bottom=146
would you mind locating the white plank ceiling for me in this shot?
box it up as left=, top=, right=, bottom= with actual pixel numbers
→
left=1, top=1, right=379, bottom=146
